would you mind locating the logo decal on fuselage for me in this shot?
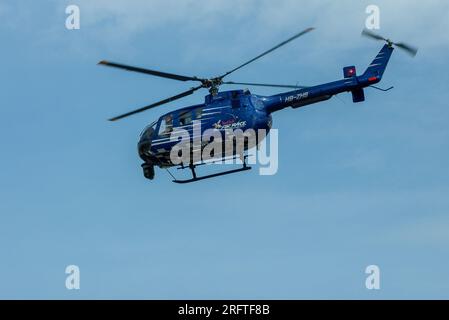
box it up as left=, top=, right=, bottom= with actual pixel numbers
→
left=213, top=118, right=247, bottom=130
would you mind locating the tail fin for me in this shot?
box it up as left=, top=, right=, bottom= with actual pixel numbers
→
left=342, top=66, right=366, bottom=102
left=362, top=44, right=394, bottom=80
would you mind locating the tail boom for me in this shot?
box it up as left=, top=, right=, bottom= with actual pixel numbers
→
left=263, top=44, right=394, bottom=112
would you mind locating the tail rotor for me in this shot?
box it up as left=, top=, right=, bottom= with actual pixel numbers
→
left=362, top=29, right=418, bottom=57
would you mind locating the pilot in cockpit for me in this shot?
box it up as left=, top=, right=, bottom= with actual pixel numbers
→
left=163, top=114, right=173, bottom=134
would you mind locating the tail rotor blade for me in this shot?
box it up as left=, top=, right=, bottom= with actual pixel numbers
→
left=394, top=42, right=418, bottom=57
left=362, top=29, right=418, bottom=58
left=361, top=29, right=387, bottom=41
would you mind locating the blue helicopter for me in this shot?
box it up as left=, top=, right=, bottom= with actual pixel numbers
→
left=99, top=28, right=417, bottom=183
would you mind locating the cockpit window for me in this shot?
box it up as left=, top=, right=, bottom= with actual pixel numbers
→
left=140, top=121, right=157, bottom=138
left=158, top=114, right=173, bottom=136
left=194, top=107, right=203, bottom=120
left=179, top=110, right=192, bottom=126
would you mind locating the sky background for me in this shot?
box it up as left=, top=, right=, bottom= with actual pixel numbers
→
left=1, top=0, right=449, bottom=299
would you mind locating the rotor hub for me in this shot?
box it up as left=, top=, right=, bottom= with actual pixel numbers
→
left=202, top=77, right=223, bottom=95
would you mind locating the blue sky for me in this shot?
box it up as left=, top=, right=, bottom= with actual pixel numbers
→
left=0, top=0, right=449, bottom=299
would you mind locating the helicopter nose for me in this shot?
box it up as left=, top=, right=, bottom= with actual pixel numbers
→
left=138, top=135, right=153, bottom=161
left=138, top=127, right=155, bottom=161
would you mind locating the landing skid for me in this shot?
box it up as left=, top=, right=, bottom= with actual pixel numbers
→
left=173, top=166, right=251, bottom=184
left=173, top=157, right=251, bottom=184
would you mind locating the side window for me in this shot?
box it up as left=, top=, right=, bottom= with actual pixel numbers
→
left=158, top=114, right=173, bottom=136
left=194, top=107, right=203, bottom=120
left=179, top=111, right=192, bottom=126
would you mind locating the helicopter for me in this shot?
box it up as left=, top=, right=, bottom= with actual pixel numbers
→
left=99, top=28, right=417, bottom=184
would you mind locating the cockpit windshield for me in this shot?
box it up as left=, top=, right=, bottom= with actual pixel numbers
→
left=140, top=121, right=157, bottom=139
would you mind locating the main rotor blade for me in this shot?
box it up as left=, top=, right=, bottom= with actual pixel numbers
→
left=394, top=42, right=418, bottom=57
left=98, top=60, right=204, bottom=82
left=361, top=29, right=387, bottom=41
left=219, top=27, right=315, bottom=79
left=108, top=85, right=203, bottom=121
left=222, top=81, right=308, bottom=89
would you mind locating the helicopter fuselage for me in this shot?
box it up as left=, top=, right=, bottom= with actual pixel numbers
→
left=98, top=25, right=415, bottom=183
left=136, top=43, right=394, bottom=181
left=138, top=89, right=273, bottom=169
left=139, top=44, right=393, bottom=172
